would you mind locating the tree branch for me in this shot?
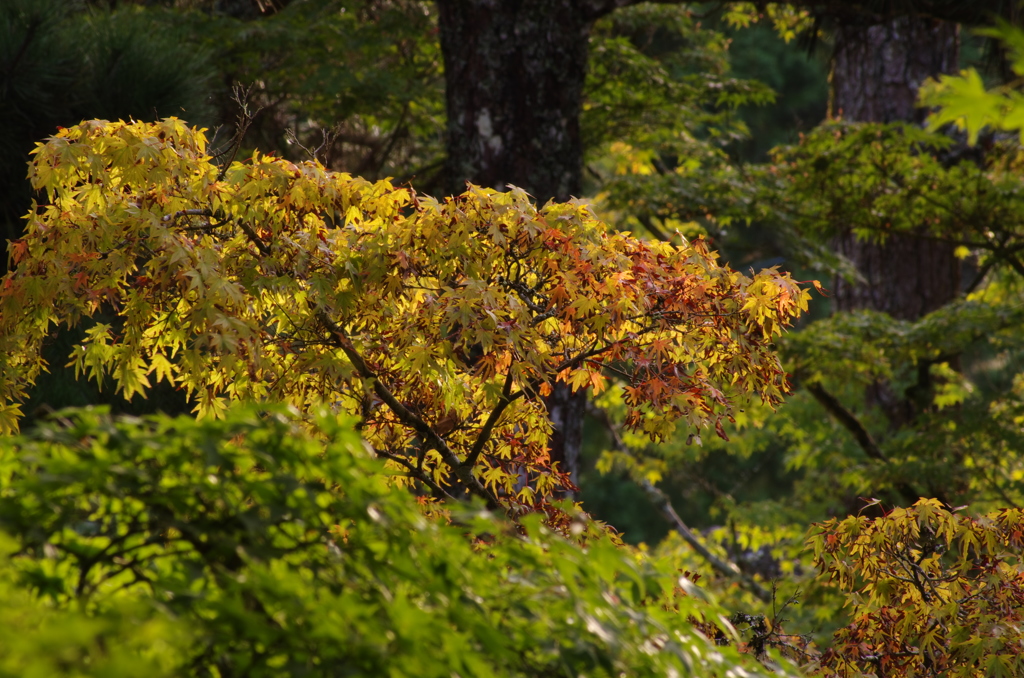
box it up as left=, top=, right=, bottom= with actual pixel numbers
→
left=642, top=479, right=771, bottom=603
left=313, top=309, right=503, bottom=512
left=803, top=381, right=886, bottom=462
left=462, top=369, right=516, bottom=470
left=163, top=208, right=270, bottom=257
left=368, top=443, right=457, bottom=502
left=803, top=380, right=926, bottom=504
left=637, top=214, right=672, bottom=243
left=586, top=402, right=771, bottom=602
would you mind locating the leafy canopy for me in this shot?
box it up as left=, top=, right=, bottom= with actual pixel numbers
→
left=0, top=118, right=808, bottom=518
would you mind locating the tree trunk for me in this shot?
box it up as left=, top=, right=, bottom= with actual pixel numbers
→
left=436, top=1, right=595, bottom=204
left=436, top=0, right=612, bottom=492
left=830, top=16, right=961, bottom=323
left=827, top=17, right=960, bottom=501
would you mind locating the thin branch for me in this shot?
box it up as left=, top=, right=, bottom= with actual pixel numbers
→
left=586, top=402, right=771, bottom=602
left=643, top=478, right=771, bottom=602
left=803, top=380, right=927, bottom=504
left=370, top=444, right=456, bottom=502
left=165, top=208, right=270, bottom=257
left=161, top=209, right=213, bottom=223
left=215, top=83, right=263, bottom=180
left=3, top=17, right=40, bottom=88
left=462, top=370, right=516, bottom=470
left=1002, top=251, right=1024, bottom=279
left=313, top=309, right=503, bottom=512
left=237, top=221, right=271, bottom=256
left=803, top=381, right=886, bottom=462
left=964, top=257, right=996, bottom=296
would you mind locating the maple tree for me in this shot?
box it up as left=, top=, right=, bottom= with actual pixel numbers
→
left=809, top=500, right=1024, bottom=677
left=0, top=117, right=808, bottom=519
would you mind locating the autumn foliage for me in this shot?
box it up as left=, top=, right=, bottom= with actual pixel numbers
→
left=810, top=500, right=1024, bottom=677
left=0, top=118, right=807, bottom=518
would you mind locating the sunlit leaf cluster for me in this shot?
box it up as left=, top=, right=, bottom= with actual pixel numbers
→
left=810, top=500, right=1024, bottom=677
left=0, top=118, right=808, bottom=520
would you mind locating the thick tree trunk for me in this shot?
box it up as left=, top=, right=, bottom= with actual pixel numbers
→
left=830, top=18, right=959, bottom=126
left=436, top=0, right=593, bottom=204
left=830, top=17, right=961, bottom=323
left=828, top=17, right=960, bottom=499
left=436, top=0, right=611, bottom=492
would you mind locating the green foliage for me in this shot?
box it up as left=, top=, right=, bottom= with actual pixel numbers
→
left=725, top=23, right=829, bottom=163
left=584, top=4, right=781, bottom=251
left=733, top=119, right=1024, bottom=514
left=920, top=22, right=1024, bottom=144
left=586, top=24, right=1024, bottom=665
left=0, top=575, right=186, bottom=678
left=0, top=404, right=795, bottom=677
left=585, top=5, right=774, bottom=154
left=168, top=0, right=445, bottom=183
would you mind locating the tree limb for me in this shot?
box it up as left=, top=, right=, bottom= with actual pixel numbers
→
left=313, top=309, right=503, bottom=512
left=586, top=402, right=771, bottom=602
left=803, top=381, right=886, bottom=462
left=462, top=369, right=516, bottom=470
left=642, top=479, right=771, bottom=603
left=803, top=380, right=926, bottom=504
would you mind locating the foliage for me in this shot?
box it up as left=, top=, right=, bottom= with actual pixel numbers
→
left=721, top=3, right=816, bottom=44
left=0, top=0, right=215, bottom=252
left=583, top=22, right=1024, bottom=663
left=0, top=118, right=808, bottom=519
left=10, top=9, right=1024, bottom=677
left=740, top=118, right=1024, bottom=514
left=725, top=22, right=829, bottom=164
left=0, top=403, right=797, bottom=678
left=586, top=5, right=778, bottom=247
left=809, top=500, right=1024, bottom=677
left=172, top=0, right=446, bottom=184
left=0, top=576, right=186, bottom=678
left=920, top=22, right=1024, bottom=144
left=585, top=4, right=774, bottom=155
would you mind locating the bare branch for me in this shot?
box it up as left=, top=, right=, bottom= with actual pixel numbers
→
left=804, top=381, right=886, bottom=462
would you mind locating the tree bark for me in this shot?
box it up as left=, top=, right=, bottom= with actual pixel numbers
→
left=436, top=0, right=595, bottom=204
left=436, top=0, right=622, bottom=492
left=830, top=16, right=961, bottom=323
left=828, top=17, right=960, bottom=482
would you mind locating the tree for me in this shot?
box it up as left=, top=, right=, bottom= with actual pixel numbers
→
left=809, top=500, right=1024, bottom=677
left=0, top=118, right=808, bottom=520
